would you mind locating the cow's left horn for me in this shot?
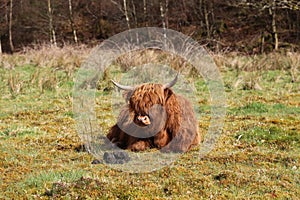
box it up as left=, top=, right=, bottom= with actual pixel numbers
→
left=163, top=73, right=178, bottom=89
left=111, top=80, right=134, bottom=91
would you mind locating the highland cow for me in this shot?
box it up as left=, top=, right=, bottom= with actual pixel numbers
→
left=107, top=75, right=200, bottom=152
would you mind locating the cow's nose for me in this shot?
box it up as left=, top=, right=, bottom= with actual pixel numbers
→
left=137, top=115, right=151, bottom=125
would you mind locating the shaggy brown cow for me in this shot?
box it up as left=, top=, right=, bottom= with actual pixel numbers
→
left=107, top=75, right=200, bottom=152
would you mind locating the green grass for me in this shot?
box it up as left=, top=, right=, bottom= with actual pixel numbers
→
left=0, top=51, right=299, bottom=199
left=230, top=102, right=300, bottom=116
left=15, top=170, right=87, bottom=195
left=0, top=127, right=40, bottom=138
left=235, top=126, right=299, bottom=148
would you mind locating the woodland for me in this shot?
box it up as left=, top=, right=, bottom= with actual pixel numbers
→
left=0, top=0, right=300, bottom=53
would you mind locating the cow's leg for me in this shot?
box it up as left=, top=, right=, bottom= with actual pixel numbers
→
left=107, top=124, right=130, bottom=149
left=154, top=130, right=170, bottom=149
left=161, top=127, right=196, bottom=153
left=128, top=139, right=151, bottom=151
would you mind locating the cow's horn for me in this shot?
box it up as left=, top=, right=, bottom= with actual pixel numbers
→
left=163, top=73, right=178, bottom=89
left=111, top=80, right=134, bottom=91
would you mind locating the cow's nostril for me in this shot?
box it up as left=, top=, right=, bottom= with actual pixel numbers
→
left=137, top=115, right=151, bottom=125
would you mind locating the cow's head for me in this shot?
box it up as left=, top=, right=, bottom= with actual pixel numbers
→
left=112, top=74, right=178, bottom=127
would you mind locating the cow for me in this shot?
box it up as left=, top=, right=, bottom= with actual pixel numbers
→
left=107, top=74, right=200, bottom=152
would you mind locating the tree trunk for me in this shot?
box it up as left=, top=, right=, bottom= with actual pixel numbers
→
left=149, top=0, right=154, bottom=26
left=260, top=31, right=265, bottom=53
left=143, top=0, right=147, bottom=26
left=165, top=0, right=169, bottom=28
left=123, top=0, right=130, bottom=29
left=270, top=0, right=278, bottom=51
left=199, top=0, right=203, bottom=18
left=4, top=0, right=8, bottom=24
left=9, top=0, right=14, bottom=53
left=297, top=10, right=299, bottom=44
left=160, top=1, right=165, bottom=29
left=204, top=0, right=210, bottom=39
left=68, top=0, right=78, bottom=43
left=160, top=1, right=167, bottom=38
left=131, top=0, right=137, bottom=28
left=3, top=0, right=8, bottom=53
left=48, top=0, right=57, bottom=46
left=20, top=0, right=23, bottom=13
left=0, top=39, right=2, bottom=54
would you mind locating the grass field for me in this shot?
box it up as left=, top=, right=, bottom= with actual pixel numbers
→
left=0, top=47, right=299, bottom=199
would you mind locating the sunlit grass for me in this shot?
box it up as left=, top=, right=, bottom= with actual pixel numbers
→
left=235, top=126, right=299, bottom=148
left=0, top=48, right=299, bottom=199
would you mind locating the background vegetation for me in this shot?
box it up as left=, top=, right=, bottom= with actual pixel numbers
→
left=0, top=0, right=300, bottom=53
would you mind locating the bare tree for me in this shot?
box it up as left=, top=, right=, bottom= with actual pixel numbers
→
left=165, top=0, right=169, bottom=28
left=111, top=0, right=131, bottom=29
left=0, top=36, right=2, bottom=54
left=160, top=0, right=169, bottom=31
left=160, top=1, right=166, bottom=31
left=143, top=0, right=147, bottom=26
left=68, top=0, right=78, bottom=43
left=130, top=0, right=137, bottom=28
left=0, top=0, right=299, bottom=53
left=123, top=0, right=130, bottom=29
left=8, top=0, right=14, bottom=52
left=203, top=0, right=210, bottom=39
left=47, top=0, right=57, bottom=46
left=236, top=0, right=300, bottom=51
left=195, top=0, right=214, bottom=40
left=0, top=0, right=7, bottom=54
left=270, top=0, right=278, bottom=50
left=297, top=11, right=300, bottom=44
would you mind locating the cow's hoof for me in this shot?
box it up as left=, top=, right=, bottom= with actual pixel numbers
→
left=103, top=151, right=131, bottom=164
left=91, top=159, right=102, bottom=164
left=128, top=140, right=149, bottom=151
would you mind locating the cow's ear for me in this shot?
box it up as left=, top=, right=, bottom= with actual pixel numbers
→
left=164, top=88, right=174, bottom=101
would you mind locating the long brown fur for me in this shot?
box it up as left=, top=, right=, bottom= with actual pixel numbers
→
left=107, top=83, right=200, bottom=152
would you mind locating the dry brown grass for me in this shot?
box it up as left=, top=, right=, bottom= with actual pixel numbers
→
left=1, top=45, right=91, bottom=97
left=213, top=52, right=300, bottom=90
left=1, top=44, right=90, bottom=70
left=8, top=71, right=24, bottom=97
left=0, top=46, right=299, bottom=199
left=115, top=49, right=190, bottom=74
left=214, top=52, right=300, bottom=72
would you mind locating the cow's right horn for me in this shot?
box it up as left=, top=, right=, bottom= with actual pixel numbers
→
left=111, top=80, right=134, bottom=91
left=163, top=73, right=178, bottom=89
